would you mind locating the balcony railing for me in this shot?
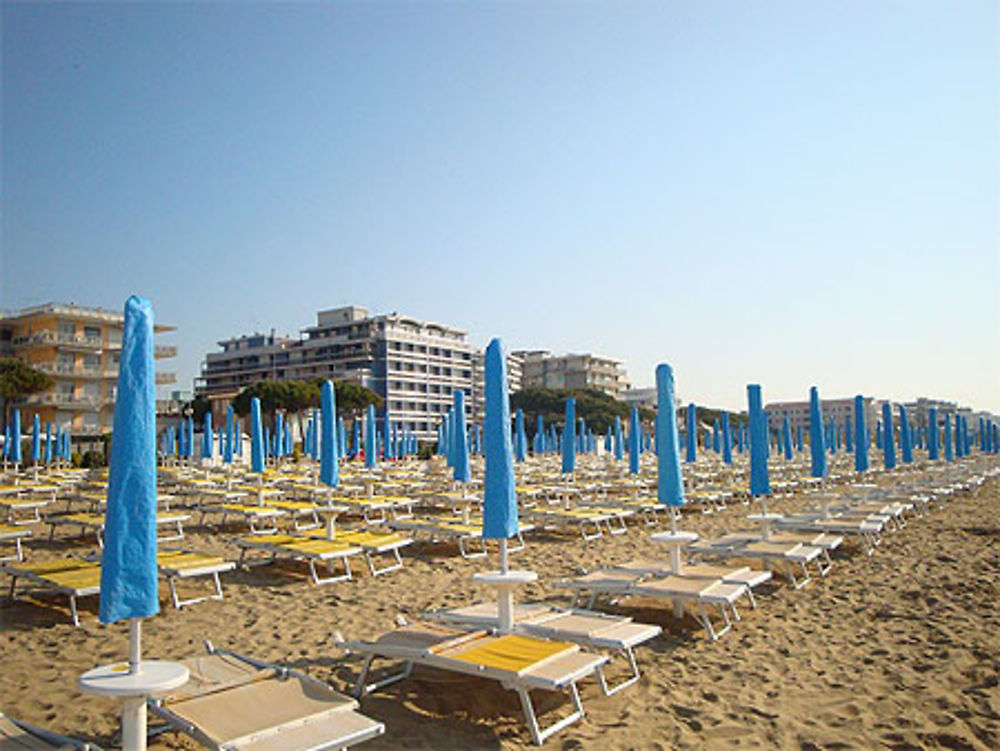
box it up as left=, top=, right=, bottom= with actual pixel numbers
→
left=33, top=362, right=104, bottom=378
left=21, top=393, right=108, bottom=409
left=155, top=372, right=178, bottom=385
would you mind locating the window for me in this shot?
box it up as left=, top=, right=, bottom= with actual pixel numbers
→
left=58, top=321, right=76, bottom=337
left=83, top=325, right=101, bottom=340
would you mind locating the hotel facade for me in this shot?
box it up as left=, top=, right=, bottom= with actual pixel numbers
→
left=0, top=302, right=177, bottom=441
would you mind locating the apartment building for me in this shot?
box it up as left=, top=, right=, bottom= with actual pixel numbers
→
left=470, top=348, right=523, bottom=422
left=515, top=350, right=629, bottom=397
left=197, top=306, right=474, bottom=439
left=765, top=396, right=875, bottom=434
left=0, top=302, right=177, bottom=439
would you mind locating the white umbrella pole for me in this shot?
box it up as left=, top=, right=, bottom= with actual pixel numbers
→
left=497, top=538, right=512, bottom=632
left=123, top=618, right=147, bottom=751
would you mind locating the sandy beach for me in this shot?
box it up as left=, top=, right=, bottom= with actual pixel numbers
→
left=2, top=463, right=998, bottom=750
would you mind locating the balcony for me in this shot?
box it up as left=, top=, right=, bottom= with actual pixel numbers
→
left=21, top=393, right=107, bottom=410
left=155, top=371, right=178, bottom=385
left=33, top=362, right=104, bottom=379
left=155, top=345, right=178, bottom=359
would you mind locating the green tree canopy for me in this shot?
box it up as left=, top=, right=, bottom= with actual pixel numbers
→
left=231, top=378, right=382, bottom=420
left=510, top=387, right=655, bottom=435
left=0, top=358, right=54, bottom=428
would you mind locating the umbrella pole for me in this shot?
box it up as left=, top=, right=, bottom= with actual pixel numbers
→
left=123, top=618, right=147, bottom=751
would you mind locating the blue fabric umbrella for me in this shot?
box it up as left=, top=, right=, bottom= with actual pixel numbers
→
left=482, top=338, right=518, bottom=542
left=44, top=422, right=53, bottom=464
left=350, top=419, right=360, bottom=459
left=685, top=404, right=696, bottom=463
left=876, top=420, right=883, bottom=449
left=628, top=406, right=640, bottom=475
left=899, top=405, right=913, bottom=463
left=721, top=412, right=732, bottom=464
left=384, top=410, right=394, bottom=461
left=882, top=403, right=896, bottom=469
left=614, top=415, right=624, bottom=461
left=561, top=398, right=576, bottom=475
left=514, top=408, right=527, bottom=462
left=533, top=415, right=543, bottom=454
left=31, top=414, right=41, bottom=464
left=320, top=381, right=339, bottom=487
left=712, top=420, right=720, bottom=454
left=656, top=365, right=685, bottom=526
left=808, top=387, right=827, bottom=479
left=224, top=407, right=234, bottom=464
left=364, top=404, right=377, bottom=469
left=235, top=420, right=243, bottom=457
left=604, top=427, right=612, bottom=453
left=99, top=295, right=159, bottom=623
left=337, top=417, right=346, bottom=460
left=2, top=422, right=9, bottom=460
left=202, top=412, right=213, bottom=460
left=250, top=397, right=264, bottom=473
left=747, top=384, right=771, bottom=497
left=453, top=390, right=471, bottom=482
left=927, top=408, right=939, bottom=460
left=782, top=415, right=793, bottom=460
left=187, top=417, right=195, bottom=458
left=854, top=396, right=868, bottom=473
left=10, top=409, right=22, bottom=464
left=844, top=417, right=853, bottom=453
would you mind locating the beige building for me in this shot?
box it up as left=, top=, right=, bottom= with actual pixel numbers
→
left=765, top=396, right=874, bottom=433
left=515, top=350, right=629, bottom=397
left=196, top=306, right=474, bottom=439
left=0, top=302, right=177, bottom=440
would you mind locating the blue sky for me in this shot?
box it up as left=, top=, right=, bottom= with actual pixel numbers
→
left=3, top=2, right=998, bottom=412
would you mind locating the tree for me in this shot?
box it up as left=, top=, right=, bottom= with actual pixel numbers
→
left=231, top=378, right=382, bottom=421
left=510, top=387, right=655, bottom=435
left=0, top=358, right=54, bottom=429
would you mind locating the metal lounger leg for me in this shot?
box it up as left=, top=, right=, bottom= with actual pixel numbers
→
left=595, top=647, right=642, bottom=696
left=169, top=571, right=225, bottom=609
left=366, top=547, right=403, bottom=577
left=607, top=515, right=628, bottom=536
left=69, top=594, right=80, bottom=627
left=308, top=555, right=353, bottom=585
left=580, top=520, right=603, bottom=541
left=354, top=655, right=413, bottom=697
left=508, top=532, right=526, bottom=553
left=517, top=681, right=585, bottom=746
left=458, top=535, right=487, bottom=559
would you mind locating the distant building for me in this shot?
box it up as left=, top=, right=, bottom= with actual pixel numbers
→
left=764, top=396, right=874, bottom=434
left=620, top=387, right=659, bottom=410
left=196, top=306, right=474, bottom=439
left=515, top=350, right=629, bottom=397
left=0, top=302, right=177, bottom=442
left=470, top=349, right=523, bottom=423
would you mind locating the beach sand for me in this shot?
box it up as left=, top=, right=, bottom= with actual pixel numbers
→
left=2, top=470, right=997, bottom=749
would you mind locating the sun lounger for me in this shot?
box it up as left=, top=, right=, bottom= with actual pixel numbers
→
left=0, top=486, right=54, bottom=525
left=149, top=642, right=384, bottom=750
left=774, top=515, right=883, bottom=556
left=198, top=504, right=284, bottom=534
left=157, top=550, right=237, bottom=609
left=235, top=534, right=362, bottom=584
left=3, top=559, right=101, bottom=626
left=299, top=528, right=412, bottom=576
left=45, top=511, right=190, bottom=547
left=337, top=621, right=608, bottom=745
left=0, top=710, right=101, bottom=750
left=336, top=496, right=419, bottom=524
left=522, top=507, right=631, bottom=540
left=0, top=524, right=31, bottom=563
left=387, top=516, right=532, bottom=559
left=427, top=601, right=661, bottom=694
left=610, top=560, right=772, bottom=607
left=705, top=530, right=843, bottom=574
left=690, top=539, right=823, bottom=589
left=553, top=570, right=747, bottom=640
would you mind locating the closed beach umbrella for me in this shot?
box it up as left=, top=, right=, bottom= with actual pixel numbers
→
left=747, top=384, right=771, bottom=498
left=882, top=403, right=897, bottom=469
left=482, top=339, right=518, bottom=547
left=44, top=422, right=53, bottom=464
left=223, top=406, right=234, bottom=464
left=927, top=408, right=939, bottom=460
left=533, top=415, right=544, bottom=455
left=628, top=406, right=640, bottom=475
left=685, top=404, right=696, bottom=463
left=614, top=415, right=624, bottom=461
left=11, top=409, right=22, bottom=465
left=561, top=398, right=576, bottom=475
left=721, top=412, right=732, bottom=464
left=384, top=410, right=394, bottom=461
left=97, top=297, right=164, bottom=745
left=452, top=390, right=470, bottom=482
left=337, top=417, right=346, bottom=460
left=514, top=409, right=527, bottom=463
left=899, top=405, right=913, bottom=463
left=320, top=380, right=339, bottom=487
left=250, top=397, right=264, bottom=473
left=31, top=414, right=41, bottom=464
left=712, top=420, right=720, bottom=454
left=854, top=396, right=869, bottom=473
left=604, top=427, right=612, bottom=453
left=202, top=412, right=213, bottom=460
left=364, top=404, right=377, bottom=469
left=782, top=415, right=793, bottom=461
left=656, top=364, right=685, bottom=533
left=808, top=387, right=827, bottom=479
left=844, top=417, right=853, bottom=453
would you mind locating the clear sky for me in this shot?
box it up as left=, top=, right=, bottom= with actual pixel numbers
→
left=3, top=1, right=998, bottom=413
